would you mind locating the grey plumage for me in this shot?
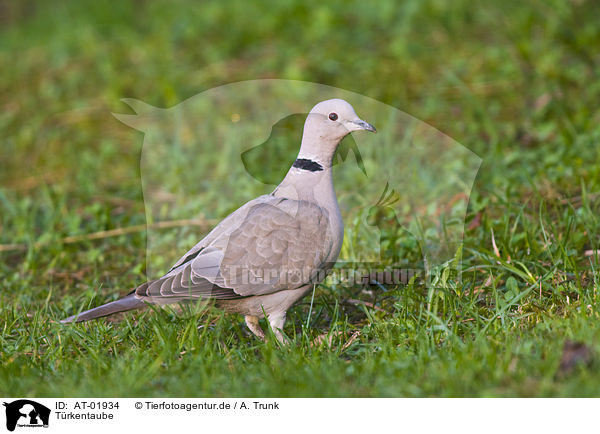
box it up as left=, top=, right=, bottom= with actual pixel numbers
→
left=61, top=99, right=376, bottom=342
left=62, top=293, right=146, bottom=322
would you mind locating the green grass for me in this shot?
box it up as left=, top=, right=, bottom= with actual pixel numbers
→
left=2, top=0, right=600, bottom=397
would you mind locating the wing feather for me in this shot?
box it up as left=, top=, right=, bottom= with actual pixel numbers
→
left=136, top=196, right=333, bottom=303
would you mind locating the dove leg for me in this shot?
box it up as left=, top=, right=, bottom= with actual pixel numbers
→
left=268, top=312, right=287, bottom=344
left=245, top=315, right=265, bottom=341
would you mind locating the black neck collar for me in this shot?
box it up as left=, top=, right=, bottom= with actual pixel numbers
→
left=292, top=158, right=323, bottom=172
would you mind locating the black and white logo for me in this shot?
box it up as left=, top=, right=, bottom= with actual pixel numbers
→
left=3, top=400, right=50, bottom=432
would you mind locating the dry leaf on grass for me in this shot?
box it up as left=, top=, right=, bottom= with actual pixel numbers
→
left=311, top=330, right=361, bottom=351
left=558, top=340, right=593, bottom=376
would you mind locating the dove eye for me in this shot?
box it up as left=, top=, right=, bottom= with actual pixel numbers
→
left=328, top=113, right=338, bottom=121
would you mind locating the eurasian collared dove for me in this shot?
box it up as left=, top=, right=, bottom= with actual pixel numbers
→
left=61, top=99, right=376, bottom=342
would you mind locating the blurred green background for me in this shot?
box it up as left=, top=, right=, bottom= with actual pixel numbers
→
left=2, top=0, right=600, bottom=397
left=2, top=0, right=599, bottom=212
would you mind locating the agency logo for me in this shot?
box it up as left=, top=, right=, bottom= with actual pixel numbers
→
left=113, top=79, right=481, bottom=286
left=2, top=400, right=50, bottom=432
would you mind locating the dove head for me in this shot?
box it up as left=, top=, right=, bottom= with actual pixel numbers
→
left=298, top=99, right=376, bottom=166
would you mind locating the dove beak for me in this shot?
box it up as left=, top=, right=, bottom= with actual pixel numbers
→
left=349, top=118, right=377, bottom=133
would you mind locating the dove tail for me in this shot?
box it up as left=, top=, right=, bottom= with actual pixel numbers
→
left=61, top=293, right=146, bottom=323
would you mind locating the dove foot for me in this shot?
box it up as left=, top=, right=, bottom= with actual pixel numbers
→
left=268, top=312, right=288, bottom=344
left=245, top=315, right=266, bottom=341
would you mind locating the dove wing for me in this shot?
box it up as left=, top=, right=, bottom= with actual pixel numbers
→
left=135, top=196, right=333, bottom=301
